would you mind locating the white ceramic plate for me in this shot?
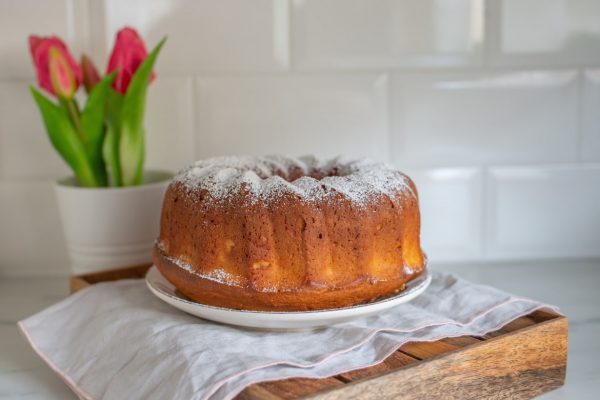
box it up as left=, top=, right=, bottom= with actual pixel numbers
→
left=146, top=266, right=431, bottom=330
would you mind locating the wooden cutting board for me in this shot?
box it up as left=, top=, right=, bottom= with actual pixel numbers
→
left=70, top=265, right=567, bottom=400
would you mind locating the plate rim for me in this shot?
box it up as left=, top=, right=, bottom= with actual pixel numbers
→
left=146, top=265, right=431, bottom=316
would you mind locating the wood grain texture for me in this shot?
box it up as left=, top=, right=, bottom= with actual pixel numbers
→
left=70, top=267, right=567, bottom=400
left=337, top=351, right=418, bottom=382
left=399, top=340, right=461, bottom=359
left=237, top=377, right=344, bottom=400
left=480, top=316, right=538, bottom=340
left=305, top=316, right=567, bottom=400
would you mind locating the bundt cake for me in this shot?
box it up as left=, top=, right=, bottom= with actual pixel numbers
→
left=153, top=155, right=426, bottom=311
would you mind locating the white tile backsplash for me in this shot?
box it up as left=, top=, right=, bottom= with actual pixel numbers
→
left=489, top=0, right=600, bottom=66
left=98, top=0, right=289, bottom=72
left=195, top=74, right=389, bottom=160
left=293, top=0, right=483, bottom=69
left=0, top=181, right=69, bottom=276
left=3, top=0, right=600, bottom=275
left=391, top=71, right=579, bottom=166
left=582, top=70, right=600, bottom=161
left=486, top=165, right=600, bottom=259
left=0, top=81, right=70, bottom=179
left=403, top=167, right=483, bottom=262
left=0, top=0, right=87, bottom=78
left=145, top=77, right=195, bottom=173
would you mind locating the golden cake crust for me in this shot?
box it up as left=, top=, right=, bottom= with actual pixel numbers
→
left=154, top=246, right=413, bottom=311
left=153, top=155, right=426, bottom=311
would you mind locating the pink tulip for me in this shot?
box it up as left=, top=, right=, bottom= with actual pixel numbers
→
left=106, top=27, right=155, bottom=94
left=29, top=35, right=81, bottom=97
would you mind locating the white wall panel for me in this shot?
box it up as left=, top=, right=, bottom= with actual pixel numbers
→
left=488, top=0, right=600, bottom=66
left=195, top=74, right=389, bottom=161
left=0, top=181, right=69, bottom=276
left=0, top=0, right=88, bottom=78
left=145, top=77, right=196, bottom=173
left=293, top=0, right=483, bottom=69
left=99, top=0, right=289, bottom=72
left=486, top=165, right=600, bottom=259
left=391, top=71, right=579, bottom=166
left=403, top=167, right=483, bottom=262
left=0, top=81, right=70, bottom=179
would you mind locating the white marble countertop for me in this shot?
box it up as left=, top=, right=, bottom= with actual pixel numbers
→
left=1, top=259, right=599, bottom=399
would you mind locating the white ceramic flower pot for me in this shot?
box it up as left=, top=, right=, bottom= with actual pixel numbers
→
left=55, top=170, right=172, bottom=275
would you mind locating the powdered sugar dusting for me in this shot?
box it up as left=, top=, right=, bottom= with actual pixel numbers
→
left=174, top=155, right=415, bottom=207
left=164, top=251, right=243, bottom=287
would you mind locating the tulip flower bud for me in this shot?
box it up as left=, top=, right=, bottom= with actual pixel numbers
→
left=28, top=35, right=81, bottom=97
left=81, top=55, right=101, bottom=93
left=106, top=27, right=155, bottom=94
left=49, top=47, right=77, bottom=99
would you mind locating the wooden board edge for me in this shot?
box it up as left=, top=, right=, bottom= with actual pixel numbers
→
left=69, top=264, right=152, bottom=294
left=69, top=276, right=90, bottom=294
left=304, top=316, right=568, bottom=400
left=237, top=377, right=345, bottom=400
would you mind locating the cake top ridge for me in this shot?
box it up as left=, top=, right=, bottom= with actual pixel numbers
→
left=174, top=155, right=415, bottom=206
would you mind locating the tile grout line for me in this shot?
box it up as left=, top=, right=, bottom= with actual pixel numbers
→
left=191, top=75, right=200, bottom=161
left=480, top=165, right=489, bottom=261
left=385, top=72, right=393, bottom=164
left=576, top=68, right=585, bottom=162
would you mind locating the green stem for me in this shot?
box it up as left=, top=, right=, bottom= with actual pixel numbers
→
left=65, top=98, right=83, bottom=140
left=63, top=98, right=101, bottom=187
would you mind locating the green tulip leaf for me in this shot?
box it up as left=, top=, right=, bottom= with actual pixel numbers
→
left=30, top=86, right=99, bottom=187
left=103, top=89, right=124, bottom=186
left=119, top=37, right=166, bottom=186
left=80, top=73, right=115, bottom=187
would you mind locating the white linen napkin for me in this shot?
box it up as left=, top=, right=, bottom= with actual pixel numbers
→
left=18, top=271, right=558, bottom=400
